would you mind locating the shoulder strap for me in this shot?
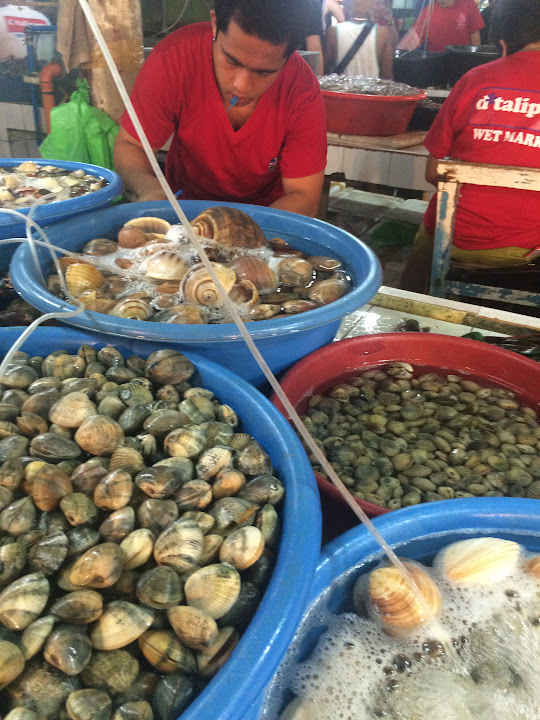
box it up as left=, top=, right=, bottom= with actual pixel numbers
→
left=333, top=21, right=375, bottom=75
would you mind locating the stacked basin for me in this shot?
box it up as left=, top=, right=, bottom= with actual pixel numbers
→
left=0, top=158, right=122, bottom=272
left=10, top=200, right=382, bottom=387
left=0, top=325, right=322, bottom=720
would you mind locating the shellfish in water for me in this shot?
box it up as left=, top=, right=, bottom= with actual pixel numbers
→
left=355, top=561, right=442, bottom=635
left=227, top=256, right=278, bottom=295
left=190, top=207, right=268, bottom=250
left=433, top=537, right=521, bottom=585
left=180, top=262, right=236, bottom=306
left=144, top=251, right=188, bottom=281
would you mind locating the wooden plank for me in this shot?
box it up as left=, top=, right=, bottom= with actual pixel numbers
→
left=438, top=159, right=540, bottom=191
left=327, top=130, right=427, bottom=151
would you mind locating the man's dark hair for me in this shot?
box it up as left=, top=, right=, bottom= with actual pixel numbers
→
left=214, top=0, right=313, bottom=56
left=490, top=0, right=540, bottom=54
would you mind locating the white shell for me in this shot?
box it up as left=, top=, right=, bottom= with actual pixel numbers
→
left=433, top=537, right=521, bottom=585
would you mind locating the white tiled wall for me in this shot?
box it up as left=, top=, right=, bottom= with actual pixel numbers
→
left=0, top=102, right=45, bottom=158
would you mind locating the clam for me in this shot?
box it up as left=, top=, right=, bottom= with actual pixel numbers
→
left=16, top=411, right=49, bottom=437
left=136, top=566, right=183, bottom=609
left=178, top=396, right=215, bottom=424
left=218, top=580, right=261, bottom=631
left=219, top=526, right=265, bottom=570
left=80, top=649, right=139, bottom=695
left=434, top=537, right=521, bottom=585
left=89, top=600, right=154, bottom=650
left=51, top=589, right=103, bottom=626
left=357, top=561, right=442, bottom=635
left=201, top=420, right=234, bottom=448
left=209, top=497, right=258, bottom=536
left=255, top=503, right=280, bottom=549
left=0, top=363, right=38, bottom=389
left=137, top=498, right=179, bottom=536
left=307, top=255, right=343, bottom=272
left=138, top=629, right=196, bottom=674
left=0, top=497, right=36, bottom=536
left=75, top=415, right=125, bottom=456
left=134, top=466, right=182, bottom=499
left=145, top=349, right=194, bottom=386
left=65, top=688, right=112, bottom=720
left=190, top=206, right=268, bottom=249
left=27, top=531, right=68, bottom=575
left=112, top=701, right=153, bottom=720
left=168, top=605, right=218, bottom=650
left=118, top=383, right=153, bottom=407
left=153, top=518, right=203, bottom=572
left=197, top=626, right=239, bottom=678
left=6, top=660, right=81, bottom=718
left=117, top=225, right=148, bottom=249
left=30, top=432, right=81, bottom=462
left=71, top=461, right=108, bottom=495
left=93, top=469, right=133, bottom=510
left=152, top=672, right=194, bottom=720
left=69, top=542, right=126, bottom=589
left=184, top=563, right=241, bottom=619
left=65, top=263, right=105, bottom=298
left=238, top=475, right=285, bottom=505
left=277, top=257, right=314, bottom=287
left=32, top=463, right=73, bottom=511
left=143, top=408, right=189, bottom=437
left=44, top=624, right=92, bottom=675
left=82, top=237, right=118, bottom=256
left=164, top=426, right=206, bottom=459
left=61, top=493, right=99, bottom=527
left=4, top=709, right=42, bottom=720
left=124, top=216, right=171, bottom=235
left=110, top=298, right=153, bottom=321
left=0, top=572, right=50, bottom=630
left=144, top=250, right=188, bottom=281
left=228, top=256, right=278, bottom=294
left=0, top=483, right=13, bottom=511
left=0, top=540, right=26, bottom=585
left=67, top=526, right=101, bottom=556
left=180, top=262, right=236, bottom=306
left=199, top=534, right=223, bottom=565
left=307, top=277, right=349, bottom=305
left=0, top=639, right=25, bottom=689
left=282, top=299, right=319, bottom=314
left=109, top=446, right=145, bottom=475
left=167, top=304, right=207, bottom=324
left=120, top=528, right=155, bottom=570
left=247, top=303, right=281, bottom=320
left=43, top=352, right=86, bottom=380
left=20, top=614, right=56, bottom=659
left=236, top=442, right=274, bottom=476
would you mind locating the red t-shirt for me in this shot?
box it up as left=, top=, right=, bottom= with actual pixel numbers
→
left=423, top=51, right=540, bottom=251
left=414, top=0, right=484, bottom=52
left=121, top=23, right=327, bottom=206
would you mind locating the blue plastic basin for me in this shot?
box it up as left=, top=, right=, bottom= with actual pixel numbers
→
left=9, top=200, right=382, bottom=387
left=244, top=497, right=540, bottom=719
left=0, top=326, right=322, bottom=720
left=0, top=158, right=122, bottom=269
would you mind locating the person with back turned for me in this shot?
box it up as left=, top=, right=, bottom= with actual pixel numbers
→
left=114, top=0, right=327, bottom=217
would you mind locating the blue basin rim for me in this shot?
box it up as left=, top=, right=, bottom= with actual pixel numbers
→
left=0, top=326, right=322, bottom=720
left=10, top=200, right=382, bottom=342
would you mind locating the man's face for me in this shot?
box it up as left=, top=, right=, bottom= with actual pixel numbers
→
left=436, top=0, right=456, bottom=7
left=210, top=11, right=289, bottom=108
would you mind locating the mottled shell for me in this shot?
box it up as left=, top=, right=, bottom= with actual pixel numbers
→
left=361, top=561, right=442, bottom=635
left=248, top=303, right=281, bottom=320
left=434, top=537, right=521, bottom=585
left=180, top=262, right=237, bottom=306
left=20, top=614, right=55, bottom=659
left=307, top=278, right=349, bottom=305
left=154, top=518, right=203, bottom=572
left=89, top=600, right=154, bottom=650
left=145, top=349, right=194, bottom=386
left=0, top=540, right=26, bottom=586
left=65, top=263, right=105, bottom=298
left=277, top=257, right=314, bottom=287
left=0, top=572, right=50, bottom=630
left=93, top=470, right=133, bottom=511
left=69, top=542, right=126, bottom=589
left=43, top=624, right=92, bottom=675
left=136, top=566, right=183, bottom=609
left=219, top=526, right=265, bottom=570
left=196, top=446, right=232, bottom=482
left=125, top=216, right=171, bottom=235
left=197, top=626, right=239, bottom=678
left=51, top=589, right=103, bottom=625
left=168, top=304, right=207, bottom=324
left=49, top=391, right=97, bottom=428
left=144, top=251, right=188, bottom=281
left=227, top=256, right=278, bottom=294
left=0, top=639, right=25, bottom=689
left=81, top=649, right=139, bottom=698
left=75, top=415, right=125, bottom=456
left=138, top=629, right=196, bottom=674
left=65, top=688, right=112, bottom=720
left=120, top=528, right=155, bottom=570
left=168, top=605, right=219, bottom=650
left=83, top=237, right=119, bottom=256
left=184, top=563, right=241, bottom=619
left=110, top=297, right=153, bottom=321
left=190, top=206, right=268, bottom=249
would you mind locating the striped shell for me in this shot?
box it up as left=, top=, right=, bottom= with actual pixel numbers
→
left=180, top=263, right=236, bottom=307
left=144, top=251, right=188, bottom=281
left=125, top=216, right=171, bottom=235
left=190, top=207, right=268, bottom=249
left=227, top=256, right=277, bottom=294
left=167, top=305, right=207, bottom=324
left=434, top=537, right=521, bottom=585
left=110, top=297, right=153, bottom=321
left=65, top=263, right=105, bottom=298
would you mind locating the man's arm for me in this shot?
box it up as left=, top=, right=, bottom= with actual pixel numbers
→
left=377, top=26, right=394, bottom=79
left=324, top=25, right=338, bottom=73
left=113, top=127, right=167, bottom=202
left=425, top=154, right=439, bottom=186
left=326, top=0, right=345, bottom=24
left=306, top=34, right=324, bottom=75
left=469, top=30, right=481, bottom=46
left=270, top=171, right=325, bottom=217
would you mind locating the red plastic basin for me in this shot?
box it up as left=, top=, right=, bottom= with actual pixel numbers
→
left=323, top=89, right=427, bottom=136
left=271, top=333, right=540, bottom=541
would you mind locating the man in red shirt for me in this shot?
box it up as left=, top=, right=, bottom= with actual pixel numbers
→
left=400, top=0, right=540, bottom=293
left=114, top=0, right=327, bottom=217
left=398, top=0, right=484, bottom=53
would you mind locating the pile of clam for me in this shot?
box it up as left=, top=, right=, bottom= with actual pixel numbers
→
left=0, top=345, right=284, bottom=720
left=301, top=362, right=540, bottom=509
left=46, top=206, right=351, bottom=324
left=0, top=162, right=108, bottom=210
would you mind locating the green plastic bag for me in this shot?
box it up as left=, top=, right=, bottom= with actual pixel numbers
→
left=40, top=79, right=119, bottom=170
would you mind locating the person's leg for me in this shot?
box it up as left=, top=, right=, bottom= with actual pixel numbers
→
left=399, top=222, right=434, bottom=294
